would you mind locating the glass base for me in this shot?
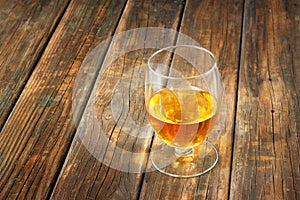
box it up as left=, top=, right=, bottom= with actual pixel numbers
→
left=150, top=140, right=218, bottom=178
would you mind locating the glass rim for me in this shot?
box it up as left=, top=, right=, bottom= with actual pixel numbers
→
left=147, top=45, right=217, bottom=80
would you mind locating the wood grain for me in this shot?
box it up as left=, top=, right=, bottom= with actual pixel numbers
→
left=0, top=0, right=71, bottom=129
left=1, top=0, right=298, bottom=199
left=230, top=0, right=300, bottom=199
left=0, top=0, right=127, bottom=199
left=50, top=0, right=186, bottom=199
left=139, top=0, right=244, bottom=199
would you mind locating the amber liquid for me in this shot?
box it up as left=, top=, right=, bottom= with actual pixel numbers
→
left=146, top=88, right=218, bottom=148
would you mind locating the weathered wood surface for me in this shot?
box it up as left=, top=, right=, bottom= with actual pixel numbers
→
left=0, top=0, right=127, bottom=199
left=0, top=0, right=71, bottom=129
left=0, top=0, right=299, bottom=199
left=231, top=0, right=300, bottom=199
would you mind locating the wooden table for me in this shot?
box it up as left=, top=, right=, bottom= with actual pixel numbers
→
left=0, top=0, right=299, bottom=199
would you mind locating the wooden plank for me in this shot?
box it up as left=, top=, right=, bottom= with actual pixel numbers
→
left=138, top=0, right=244, bottom=199
left=0, top=0, right=71, bottom=128
left=50, top=0, right=187, bottom=199
left=0, top=0, right=127, bottom=199
left=230, top=0, right=300, bottom=199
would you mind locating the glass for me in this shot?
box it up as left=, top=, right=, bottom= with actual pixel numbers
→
left=145, top=45, right=225, bottom=177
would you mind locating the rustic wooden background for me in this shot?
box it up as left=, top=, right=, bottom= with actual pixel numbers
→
left=0, top=0, right=299, bottom=199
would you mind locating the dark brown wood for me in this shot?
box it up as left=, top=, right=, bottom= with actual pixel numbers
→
left=0, top=0, right=71, bottom=129
left=139, top=0, right=244, bottom=199
left=0, top=0, right=127, bottom=199
left=0, top=0, right=299, bottom=199
left=50, top=0, right=186, bottom=199
left=230, top=0, right=300, bottom=199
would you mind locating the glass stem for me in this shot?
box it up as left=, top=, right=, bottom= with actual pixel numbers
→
left=175, top=147, right=194, bottom=157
